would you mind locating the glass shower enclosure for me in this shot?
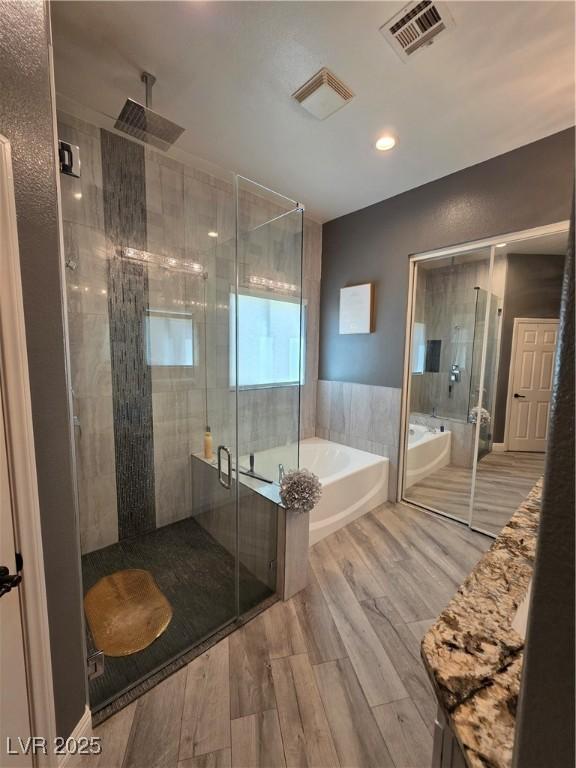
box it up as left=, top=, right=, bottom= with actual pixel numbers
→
left=59, top=109, right=303, bottom=713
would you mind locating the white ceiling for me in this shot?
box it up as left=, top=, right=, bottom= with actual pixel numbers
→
left=51, top=1, right=575, bottom=222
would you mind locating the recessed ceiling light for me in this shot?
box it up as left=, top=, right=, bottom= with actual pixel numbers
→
left=496, top=243, right=507, bottom=248
left=74, top=192, right=83, bottom=200
left=375, top=135, right=396, bottom=152
left=208, top=231, right=218, bottom=238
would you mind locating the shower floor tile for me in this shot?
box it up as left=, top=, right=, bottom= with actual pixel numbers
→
left=82, top=515, right=273, bottom=713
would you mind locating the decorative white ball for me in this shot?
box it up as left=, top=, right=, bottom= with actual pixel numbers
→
left=279, top=468, right=322, bottom=514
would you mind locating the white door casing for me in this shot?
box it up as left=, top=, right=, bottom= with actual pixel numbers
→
left=0, top=378, right=33, bottom=767
left=507, top=319, right=559, bottom=452
left=0, top=134, right=57, bottom=765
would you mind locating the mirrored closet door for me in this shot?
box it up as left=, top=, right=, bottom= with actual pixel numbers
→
left=402, top=226, right=569, bottom=536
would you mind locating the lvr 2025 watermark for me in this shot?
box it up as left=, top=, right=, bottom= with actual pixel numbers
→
left=6, top=736, right=102, bottom=756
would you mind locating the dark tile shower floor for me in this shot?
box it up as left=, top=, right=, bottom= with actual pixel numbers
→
left=82, top=516, right=273, bottom=712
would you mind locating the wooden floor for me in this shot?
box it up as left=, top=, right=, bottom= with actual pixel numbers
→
left=405, top=451, right=546, bottom=535
left=81, top=502, right=490, bottom=768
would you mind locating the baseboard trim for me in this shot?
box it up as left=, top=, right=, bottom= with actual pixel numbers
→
left=492, top=442, right=506, bottom=452
left=58, top=706, right=92, bottom=767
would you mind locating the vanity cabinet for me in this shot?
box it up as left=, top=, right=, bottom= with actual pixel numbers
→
left=432, top=708, right=467, bottom=768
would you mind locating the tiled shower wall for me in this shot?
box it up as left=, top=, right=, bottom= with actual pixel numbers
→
left=61, top=115, right=119, bottom=553
left=59, top=111, right=321, bottom=554
left=410, top=259, right=489, bottom=422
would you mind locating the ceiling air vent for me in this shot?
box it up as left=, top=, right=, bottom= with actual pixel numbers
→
left=380, top=1, right=454, bottom=61
left=292, top=67, right=354, bottom=120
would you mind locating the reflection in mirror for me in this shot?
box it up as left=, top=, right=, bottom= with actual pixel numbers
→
left=403, top=228, right=568, bottom=538
left=470, top=233, right=567, bottom=535
left=403, top=248, right=491, bottom=523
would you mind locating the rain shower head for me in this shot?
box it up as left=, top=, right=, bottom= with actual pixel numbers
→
left=115, top=72, right=185, bottom=152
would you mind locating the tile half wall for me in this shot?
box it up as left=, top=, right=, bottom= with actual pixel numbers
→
left=316, top=380, right=401, bottom=500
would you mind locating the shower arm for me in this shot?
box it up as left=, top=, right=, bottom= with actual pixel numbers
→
left=141, top=72, right=157, bottom=109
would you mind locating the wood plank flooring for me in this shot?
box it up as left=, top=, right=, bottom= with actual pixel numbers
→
left=81, top=501, right=490, bottom=768
left=405, top=451, right=546, bottom=535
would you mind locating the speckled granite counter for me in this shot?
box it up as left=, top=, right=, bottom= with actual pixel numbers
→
left=421, top=480, right=542, bottom=768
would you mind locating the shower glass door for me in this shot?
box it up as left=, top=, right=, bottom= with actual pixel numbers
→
left=235, top=176, right=304, bottom=612
left=469, top=248, right=509, bottom=535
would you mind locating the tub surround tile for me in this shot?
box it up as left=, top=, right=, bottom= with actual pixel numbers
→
left=348, top=383, right=373, bottom=439
left=328, top=382, right=352, bottom=434
left=317, top=380, right=401, bottom=500
left=316, top=381, right=332, bottom=432
left=421, top=481, right=542, bottom=768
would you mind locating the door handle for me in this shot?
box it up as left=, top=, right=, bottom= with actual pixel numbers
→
left=514, top=393, right=526, bottom=398
left=0, top=565, right=22, bottom=598
left=217, top=445, right=232, bottom=489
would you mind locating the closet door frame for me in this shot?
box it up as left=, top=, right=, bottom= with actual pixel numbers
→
left=398, top=220, right=570, bottom=537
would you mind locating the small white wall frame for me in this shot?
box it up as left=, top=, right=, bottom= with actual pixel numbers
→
left=339, top=283, right=373, bottom=334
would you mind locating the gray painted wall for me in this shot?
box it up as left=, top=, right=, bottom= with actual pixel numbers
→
left=0, top=0, right=86, bottom=738
left=320, top=128, right=575, bottom=388
left=513, top=208, right=574, bottom=768
left=493, top=252, right=565, bottom=443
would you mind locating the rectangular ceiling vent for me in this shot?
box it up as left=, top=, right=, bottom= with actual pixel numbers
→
left=292, top=67, right=354, bottom=120
left=380, top=1, right=454, bottom=61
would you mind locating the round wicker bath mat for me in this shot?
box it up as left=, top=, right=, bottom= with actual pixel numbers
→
left=84, top=569, right=172, bottom=657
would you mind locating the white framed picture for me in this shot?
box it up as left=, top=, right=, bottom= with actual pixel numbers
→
left=339, top=283, right=373, bottom=334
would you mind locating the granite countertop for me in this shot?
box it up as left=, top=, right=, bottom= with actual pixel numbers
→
left=421, top=480, right=542, bottom=768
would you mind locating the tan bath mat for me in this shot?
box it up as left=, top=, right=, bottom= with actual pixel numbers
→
left=84, top=569, right=172, bottom=656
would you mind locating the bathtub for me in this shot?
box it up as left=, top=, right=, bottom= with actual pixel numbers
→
left=239, top=438, right=389, bottom=545
left=404, top=424, right=451, bottom=489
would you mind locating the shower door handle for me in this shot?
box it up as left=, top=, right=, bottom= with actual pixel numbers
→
left=217, top=445, right=232, bottom=489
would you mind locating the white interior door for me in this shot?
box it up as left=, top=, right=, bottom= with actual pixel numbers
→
left=0, top=383, right=33, bottom=767
left=508, top=319, right=558, bottom=452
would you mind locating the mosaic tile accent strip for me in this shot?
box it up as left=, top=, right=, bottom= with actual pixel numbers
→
left=101, top=129, right=156, bottom=539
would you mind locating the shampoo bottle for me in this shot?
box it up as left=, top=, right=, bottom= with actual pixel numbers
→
left=203, top=426, right=213, bottom=460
